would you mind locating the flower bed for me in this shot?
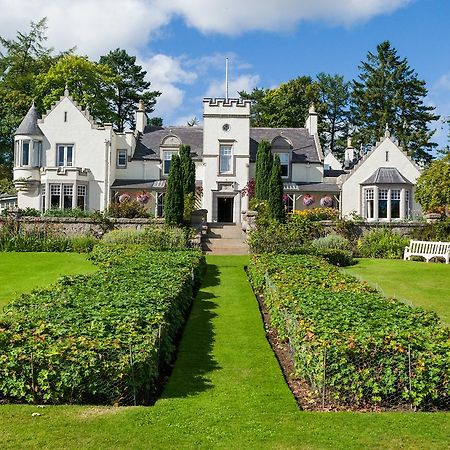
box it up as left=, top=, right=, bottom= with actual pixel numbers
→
left=0, top=245, right=205, bottom=405
left=248, top=254, right=450, bottom=409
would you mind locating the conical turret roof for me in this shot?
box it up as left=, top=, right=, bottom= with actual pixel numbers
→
left=14, top=104, right=43, bottom=136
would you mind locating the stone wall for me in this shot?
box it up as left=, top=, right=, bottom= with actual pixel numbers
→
left=0, top=216, right=162, bottom=237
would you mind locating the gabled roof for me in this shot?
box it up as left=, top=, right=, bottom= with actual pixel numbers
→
left=361, top=167, right=413, bottom=185
left=249, top=128, right=319, bottom=163
left=133, top=126, right=204, bottom=161
left=341, top=136, right=421, bottom=184
left=15, top=104, right=43, bottom=136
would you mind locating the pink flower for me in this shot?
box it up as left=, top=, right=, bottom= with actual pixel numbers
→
left=136, top=191, right=151, bottom=204
left=303, top=194, right=315, bottom=206
left=118, top=192, right=131, bottom=203
left=320, top=196, right=333, bottom=207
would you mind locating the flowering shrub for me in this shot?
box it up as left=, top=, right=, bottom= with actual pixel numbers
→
left=320, top=196, right=333, bottom=207
left=241, top=178, right=256, bottom=198
left=303, top=194, right=315, bottom=206
left=291, top=207, right=339, bottom=221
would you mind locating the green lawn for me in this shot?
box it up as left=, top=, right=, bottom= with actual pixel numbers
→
left=1, top=255, right=449, bottom=449
left=344, top=258, right=450, bottom=324
left=0, top=252, right=96, bottom=309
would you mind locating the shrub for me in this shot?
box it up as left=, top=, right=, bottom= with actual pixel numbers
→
left=290, top=207, right=339, bottom=221
left=101, top=225, right=189, bottom=250
left=0, top=245, right=205, bottom=405
left=0, top=220, right=96, bottom=252
left=413, top=218, right=450, bottom=242
left=357, top=228, right=409, bottom=259
left=107, top=200, right=150, bottom=218
left=311, top=233, right=350, bottom=251
left=43, top=208, right=94, bottom=218
left=247, top=219, right=322, bottom=254
left=313, top=248, right=354, bottom=267
left=248, top=254, right=450, bottom=409
left=19, top=207, right=41, bottom=217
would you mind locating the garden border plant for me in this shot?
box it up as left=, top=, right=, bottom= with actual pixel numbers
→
left=0, top=243, right=205, bottom=405
left=248, top=253, right=450, bottom=410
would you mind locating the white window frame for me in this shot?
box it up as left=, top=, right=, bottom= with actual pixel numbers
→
left=117, top=149, right=127, bottom=168
left=57, top=144, right=74, bottom=167
left=77, top=185, right=87, bottom=210
left=163, top=150, right=178, bottom=176
left=219, top=144, right=233, bottom=174
left=364, top=188, right=375, bottom=219
left=278, top=152, right=290, bottom=179
left=20, top=140, right=31, bottom=167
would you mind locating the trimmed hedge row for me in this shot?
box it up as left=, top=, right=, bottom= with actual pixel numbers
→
left=0, top=245, right=205, bottom=405
left=248, top=254, right=450, bottom=409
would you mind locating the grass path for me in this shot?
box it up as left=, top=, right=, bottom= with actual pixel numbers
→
left=1, top=255, right=449, bottom=449
left=0, top=252, right=96, bottom=309
left=344, top=258, right=450, bottom=324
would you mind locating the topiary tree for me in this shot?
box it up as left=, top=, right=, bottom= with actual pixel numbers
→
left=415, top=154, right=450, bottom=215
left=164, top=154, right=184, bottom=225
left=269, top=154, right=285, bottom=222
left=255, top=140, right=273, bottom=200
left=179, top=144, right=196, bottom=195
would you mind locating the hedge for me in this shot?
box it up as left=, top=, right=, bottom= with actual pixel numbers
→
left=248, top=254, right=450, bottom=409
left=0, top=245, right=205, bottom=405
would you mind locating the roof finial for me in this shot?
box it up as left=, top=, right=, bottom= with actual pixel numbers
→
left=347, top=136, right=352, bottom=148
left=309, top=103, right=316, bottom=114
left=384, top=123, right=391, bottom=138
left=64, top=82, right=69, bottom=97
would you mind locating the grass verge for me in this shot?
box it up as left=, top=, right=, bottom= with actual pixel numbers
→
left=1, top=255, right=449, bottom=449
left=0, top=252, right=96, bottom=309
left=344, top=258, right=450, bottom=324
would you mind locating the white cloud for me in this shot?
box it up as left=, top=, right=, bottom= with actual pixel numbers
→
left=168, top=0, right=412, bottom=35
left=205, top=74, right=261, bottom=98
left=140, top=54, right=197, bottom=117
left=0, top=0, right=411, bottom=57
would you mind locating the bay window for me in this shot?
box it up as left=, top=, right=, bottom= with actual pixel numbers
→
left=45, top=183, right=87, bottom=210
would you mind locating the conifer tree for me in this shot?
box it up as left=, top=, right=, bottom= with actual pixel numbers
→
left=351, top=41, right=439, bottom=164
left=179, top=144, right=195, bottom=195
left=164, top=154, right=184, bottom=225
left=255, top=140, right=273, bottom=200
left=269, top=154, right=285, bottom=222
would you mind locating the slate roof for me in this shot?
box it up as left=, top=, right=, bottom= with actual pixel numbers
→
left=132, top=126, right=204, bottom=161
left=250, top=128, right=319, bottom=163
left=15, top=104, right=43, bottom=136
left=111, top=179, right=157, bottom=190
left=132, top=125, right=320, bottom=163
left=361, top=167, right=413, bottom=185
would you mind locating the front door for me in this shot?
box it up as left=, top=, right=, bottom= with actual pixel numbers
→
left=217, top=197, right=234, bottom=223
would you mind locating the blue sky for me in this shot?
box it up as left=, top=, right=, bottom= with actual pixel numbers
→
left=1, top=0, right=450, bottom=148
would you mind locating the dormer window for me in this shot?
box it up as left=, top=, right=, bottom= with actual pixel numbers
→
left=57, top=144, right=73, bottom=167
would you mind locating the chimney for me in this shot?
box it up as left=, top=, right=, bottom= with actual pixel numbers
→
left=135, top=100, right=147, bottom=133
left=344, top=137, right=356, bottom=163
left=305, top=104, right=318, bottom=135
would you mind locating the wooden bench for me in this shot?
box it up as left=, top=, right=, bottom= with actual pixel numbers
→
left=404, top=240, right=450, bottom=264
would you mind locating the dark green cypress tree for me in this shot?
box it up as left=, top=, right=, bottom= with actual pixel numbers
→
left=351, top=41, right=439, bottom=164
left=255, top=140, right=273, bottom=200
left=164, top=154, right=184, bottom=225
left=179, top=144, right=195, bottom=195
left=269, top=154, right=285, bottom=222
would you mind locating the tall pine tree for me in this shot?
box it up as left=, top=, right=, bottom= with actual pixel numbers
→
left=269, top=154, right=285, bottom=222
left=255, top=140, right=273, bottom=200
left=164, top=154, right=184, bottom=225
left=351, top=41, right=438, bottom=164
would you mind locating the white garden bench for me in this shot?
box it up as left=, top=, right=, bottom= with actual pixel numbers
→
left=403, top=240, right=450, bottom=264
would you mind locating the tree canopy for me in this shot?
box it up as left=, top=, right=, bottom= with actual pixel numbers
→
left=415, top=154, right=450, bottom=214
left=351, top=41, right=438, bottom=164
left=99, top=49, right=160, bottom=131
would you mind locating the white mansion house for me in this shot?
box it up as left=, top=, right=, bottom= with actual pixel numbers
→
left=12, top=90, right=422, bottom=223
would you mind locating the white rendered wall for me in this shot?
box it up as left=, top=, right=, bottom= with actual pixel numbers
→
left=291, top=163, right=323, bottom=183
left=341, top=137, right=421, bottom=218
left=202, top=99, right=251, bottom=222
